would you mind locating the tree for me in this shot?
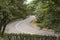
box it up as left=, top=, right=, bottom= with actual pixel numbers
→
left=28, top=0, right=60, bottom=33
left=0, top=0, right=29, bottom=34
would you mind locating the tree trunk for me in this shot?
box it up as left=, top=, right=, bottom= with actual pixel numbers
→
left=0, top=24, right=2, bottom=32
left=1, top=23, right=7, bottom=36
left=0, top=20, right=3, bottom=32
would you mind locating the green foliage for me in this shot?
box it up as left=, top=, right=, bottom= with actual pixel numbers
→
left=28, top=0, right=60, bottom=33
left=0, top=0, right=30, bottom=33
left=0, top=0, right=28, bottom=20
left=0, top=33, right=57, bottom=40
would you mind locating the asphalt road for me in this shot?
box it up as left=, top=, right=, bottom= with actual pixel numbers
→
left=5, top=15, right=58, bottom=36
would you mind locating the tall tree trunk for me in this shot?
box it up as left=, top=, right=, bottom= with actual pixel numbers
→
left=0, top=24, right=2, bottom=32
left=1, top=23, right=7, bottom=36
left=0, top=20, right=3, bottom=32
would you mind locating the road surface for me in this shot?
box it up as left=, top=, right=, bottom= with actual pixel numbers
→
left=5, top=15, right=58, bottom=36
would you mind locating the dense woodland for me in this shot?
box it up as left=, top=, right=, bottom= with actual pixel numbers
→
left=29, top=0, right=60, bottom=33
left=0, top=0, right=60, bottom=35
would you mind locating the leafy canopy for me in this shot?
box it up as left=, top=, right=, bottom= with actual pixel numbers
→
left=28, top=0, right=60, bottom=33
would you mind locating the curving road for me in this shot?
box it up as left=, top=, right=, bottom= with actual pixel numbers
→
left=5, top=15, right=59, bottom=36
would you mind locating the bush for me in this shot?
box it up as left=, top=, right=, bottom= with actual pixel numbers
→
left=0, top=33, right=57, bottom=40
